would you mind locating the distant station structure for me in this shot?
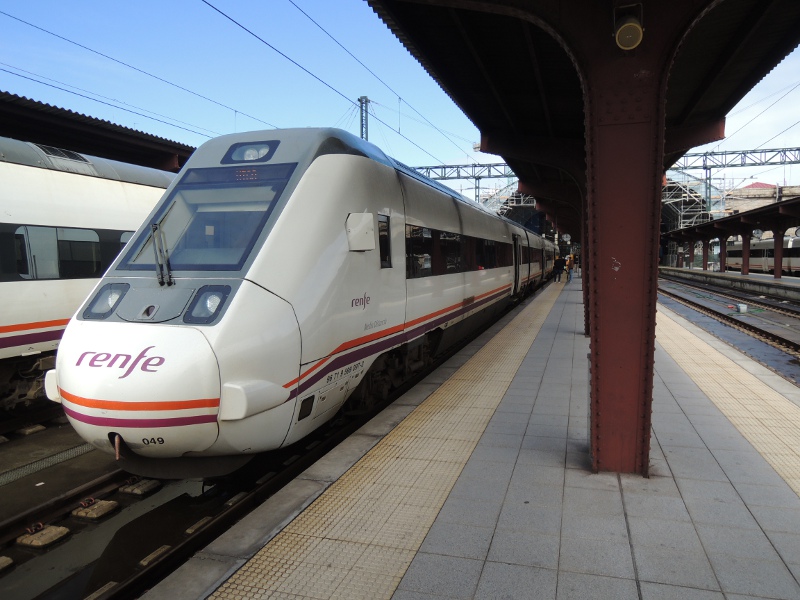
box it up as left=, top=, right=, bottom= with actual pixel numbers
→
left=0, top=91, right=194, bottom=171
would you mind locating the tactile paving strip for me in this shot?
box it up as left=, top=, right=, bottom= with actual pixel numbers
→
left=657, top=308, right=800, bottom=495
left=211, top=285, right=562, bottom=600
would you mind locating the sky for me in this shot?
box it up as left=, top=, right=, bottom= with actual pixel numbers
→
left=1, top=0, right=799, bottom=195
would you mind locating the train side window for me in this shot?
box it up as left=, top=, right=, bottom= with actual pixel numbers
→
left=120, top=231, right=134, bottom=249
left=14, top=228, right=31, bottom=277
left=378, top=215, right=391, bottom=268
left=406, top=225, right=433, bottom=278
left=436, top=232, right=462, bottom=275
left=57, top=228, right=101, bottom=278
left=15, top=226, right=59, bottom=279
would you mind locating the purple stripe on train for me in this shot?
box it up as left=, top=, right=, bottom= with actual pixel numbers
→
left=290, top=288, right=511, bottom=400
left=62, top=405, right=218, bottom=428
left=0, top=329, right=64, bottom=350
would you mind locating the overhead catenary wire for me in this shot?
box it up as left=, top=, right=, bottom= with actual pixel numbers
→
left=201, top=0, right=446, bottom=164
left=0, top=8, right=279, bottom=129
left=0, top=62, right=223, bottom=137
left=287, top=0, right=476, bottom=163
left=0, top=67, right=213, bottom=138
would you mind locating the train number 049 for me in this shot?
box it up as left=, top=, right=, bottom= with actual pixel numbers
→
left=142, top=437, right=165, bottom=445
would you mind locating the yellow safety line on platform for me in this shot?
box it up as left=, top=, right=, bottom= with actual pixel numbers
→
left=211, top=284, right=562, bottom=600
left=657, top=309, right=800, bottom=496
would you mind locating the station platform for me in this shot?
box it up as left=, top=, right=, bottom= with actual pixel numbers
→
left=145, top=272, right=800, bottom=600
left=661, top=265, right=800, bottom=301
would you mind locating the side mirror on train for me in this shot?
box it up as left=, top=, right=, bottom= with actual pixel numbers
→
left=346, top=213, right=375, bottom=252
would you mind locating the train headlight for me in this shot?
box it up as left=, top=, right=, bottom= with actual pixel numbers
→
left=184, top=285, right=231, bottom=324
left=83, top=283, right=130, bottom=320
left=221, top=140, right=279, bottom=164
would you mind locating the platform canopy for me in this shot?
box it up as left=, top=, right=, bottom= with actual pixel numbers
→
left=367, top=0, right=800, bottom=244
left=0, top=91, right=194, bottom=171
left=368, top=0, right=800, bottom=475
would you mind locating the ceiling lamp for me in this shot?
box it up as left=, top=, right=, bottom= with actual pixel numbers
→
left=614, top=4, right=644, bottom=51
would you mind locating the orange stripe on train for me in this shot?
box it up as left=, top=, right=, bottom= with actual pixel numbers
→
left=59, top=388, right=219, bottom=411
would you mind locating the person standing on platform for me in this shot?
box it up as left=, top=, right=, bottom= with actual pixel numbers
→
left=566, top=256, right=574, bottom=283
left=554, top=255, right=566, bottom=282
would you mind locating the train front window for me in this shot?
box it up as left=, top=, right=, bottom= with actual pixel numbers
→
left=119, top=163, right=295, bottom=272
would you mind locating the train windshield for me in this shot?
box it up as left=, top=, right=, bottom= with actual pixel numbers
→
left=119, top=163, right=295, bottom=273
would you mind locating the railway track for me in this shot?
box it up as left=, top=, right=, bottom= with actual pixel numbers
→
left=0, top=390, right=386, bottom=600
left=657, top=277, right=800, bottom=358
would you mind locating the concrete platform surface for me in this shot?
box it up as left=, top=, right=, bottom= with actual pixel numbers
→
left=145, top=273, right=800, bottom=600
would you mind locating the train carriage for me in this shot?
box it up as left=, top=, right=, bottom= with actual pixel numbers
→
left=725, top=237, right=800, bottom=274
left=0, top=136, right=173, bottom=409
left=45, top=128, right=555, bottom=478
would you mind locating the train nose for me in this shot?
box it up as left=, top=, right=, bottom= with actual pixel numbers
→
left=52, top=322, right=221, bottom=458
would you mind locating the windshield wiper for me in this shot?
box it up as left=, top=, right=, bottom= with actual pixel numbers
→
left=151, top=223, right=174, bottom=286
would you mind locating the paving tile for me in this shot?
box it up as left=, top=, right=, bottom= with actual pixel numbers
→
left=392, top=590, right=452, bottom=600
left=495, top=399, right=534, bottom=414
left=620, top=474, right=681, bottom=497
left=733, top=482, right=800, bottom=509
left=556, top=572, right=639, bottom=600
left=563, top=469, right=620, bottom=492
left=505, top=481, right=563, bottom=507
left=662, top=447, right=729, bottom=481
left=696, top=524, right=782, bottom=561
left=509, top=463, right=566, bottom=487
left=683, top=496, right=761, bottom=530
left=559, top=536, right=635, bottom=579
left=770, top=532, right=800, bottom=565
left=529, top=414, right=570, bottom=428
left=435, top=495, right=503, bottom=528
left=621, top=492, right=692, bottom=522
left=674, top=478, right=740, bottom=503
left=396, top=553, right=483, bottom=598
left=487, top=529, right=560, bottom=569
left=627, top=517, right=705, bottom=552
left=448, top=476, right=508, bottom=504
left=517, top=447, right=568, bottom=469
left=476, top=562, right=557, bottom=600
left=417, top=521, right=493, bottom=561
left=708, top=553, right=800, bottom=599
left=485, top=420, right=529, bottom=436
left=496, top=498, right=563, bottom=536
left=460, top=454, right=515, bottom=476
left=475, top=431, right=524, bottom=449
left=747, top=504, right=800, bottom=535
left=560, top=513, right=629, bottom=542
left=633, top=544, right=719, bottom=590
left=639, top=582, right=724, bottom=600
left=562, top=487, right=624, bottom=516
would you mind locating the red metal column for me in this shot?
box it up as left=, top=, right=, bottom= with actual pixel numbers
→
left=584, top=80, right=665, bottom=474
left=774, top=228, right=786, bottom=278
left=688, top=241, right=695, bottom=269
left=742, top=235, right=751, bottom=275
left=703, top=241, right=711, bottom=272
left=718, top=236, right=729, bottom=273
left=564, top=0, right=723, bottom=474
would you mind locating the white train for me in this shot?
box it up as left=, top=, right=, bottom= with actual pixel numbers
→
left=0, top=136, right=174, bottom=410
left=45, top=128, right=555, bottom=478
left=725, top=237, right=800, bottom=275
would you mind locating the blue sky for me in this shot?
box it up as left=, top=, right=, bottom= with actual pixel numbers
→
left=1, top=0, right=799, bottom=192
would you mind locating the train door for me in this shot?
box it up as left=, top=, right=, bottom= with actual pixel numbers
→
left=513, top=234, right=520, bottom=295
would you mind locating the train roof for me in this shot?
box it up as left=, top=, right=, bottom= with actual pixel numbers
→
left=0, top=134, right=175, bottom=188
left=192, top=127, right=496, bottom=213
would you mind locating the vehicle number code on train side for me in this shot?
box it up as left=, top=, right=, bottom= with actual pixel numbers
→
left=142, top=437, right=166, bottom=446
left=325, top=360, right=365, bottom=385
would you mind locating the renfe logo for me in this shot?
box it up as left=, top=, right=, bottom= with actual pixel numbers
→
left=351, top=293, right=370, bottom=310
left=75, top=346, right=165, bottom=379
